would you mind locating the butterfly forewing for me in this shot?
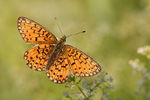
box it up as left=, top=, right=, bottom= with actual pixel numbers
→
left=18, top=17, right=58, bottom=44
left=65, top=45, right=101, bottom=77
left=24, top=44, right=55, bottom=71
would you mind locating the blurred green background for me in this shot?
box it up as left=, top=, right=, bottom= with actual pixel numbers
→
left=0, top=0, right=150, bottom=100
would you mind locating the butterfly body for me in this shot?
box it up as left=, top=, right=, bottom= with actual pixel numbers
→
left=18, top=17, right=101, bottom=84
left=46, top=35, right=66, bottom=70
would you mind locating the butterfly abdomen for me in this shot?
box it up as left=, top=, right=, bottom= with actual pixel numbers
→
left=46, top=36, right=66, bottom=70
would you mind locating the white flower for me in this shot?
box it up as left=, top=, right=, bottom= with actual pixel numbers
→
left=129, top=59, right=145, bottom=74
left=137, top=47, right=144, bottom=54
left=137, top=46, right=150, bottom=58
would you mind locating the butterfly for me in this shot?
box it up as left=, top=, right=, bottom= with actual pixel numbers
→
left=17, top=17, right=101, bottom=84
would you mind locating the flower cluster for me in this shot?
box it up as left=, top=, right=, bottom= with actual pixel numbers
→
left=63, top=71, right=115, bottom=100
left=129, top=46, right=150, bottom=100
left=137, top=46, right=150, bottom=59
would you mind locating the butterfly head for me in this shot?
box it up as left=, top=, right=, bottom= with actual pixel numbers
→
left=60, top=35, right=66, bottom=43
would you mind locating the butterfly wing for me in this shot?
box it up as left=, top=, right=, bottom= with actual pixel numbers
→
left=65, top=45, right=101, bottom=77
left=24, top=44, right=55, bottom=71
left=17, top=17, right=58, bottom=44
left=46, top=51, right=69, bottom=84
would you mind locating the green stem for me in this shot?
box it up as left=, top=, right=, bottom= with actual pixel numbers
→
left=68, top=96, right=73, bottom=100
left=74, top=82, right=87, bottom=99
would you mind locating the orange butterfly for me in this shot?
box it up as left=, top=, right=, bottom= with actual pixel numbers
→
left=17, top=17, right=101, bottom=84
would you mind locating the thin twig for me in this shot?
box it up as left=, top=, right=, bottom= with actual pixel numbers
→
left=74, top=81, right=88, bottom=99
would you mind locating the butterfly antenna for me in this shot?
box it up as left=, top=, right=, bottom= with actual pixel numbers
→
left=55, top=17, right=63, bottom=36
left=66, top=31, right=86, bottom=38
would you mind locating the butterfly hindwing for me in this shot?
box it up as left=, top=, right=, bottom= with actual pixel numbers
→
left=65, top=45, right=101, bottom=77
left=24, top=44, right=55, bottom=71
left=18, top=17, right=58, bottom=44
left=46, top=51, right=69, bottom=84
